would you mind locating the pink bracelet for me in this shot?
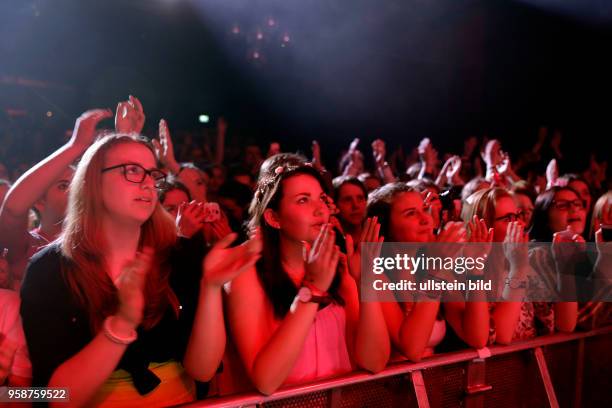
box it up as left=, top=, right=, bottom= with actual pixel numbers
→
left=103, top=316, right=137, bottom=345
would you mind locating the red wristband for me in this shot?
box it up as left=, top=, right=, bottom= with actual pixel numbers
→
left=302, top=281, right=329, bottom=297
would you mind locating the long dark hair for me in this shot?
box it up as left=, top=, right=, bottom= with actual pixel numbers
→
left=530, top=186, right=581, bottom=242
left=248, top=153, right=344, bottom=319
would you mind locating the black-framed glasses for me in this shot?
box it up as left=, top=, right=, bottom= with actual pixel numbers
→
left=494, top=211, right=522, bottom=223
left=551, top=199, right=585, bottom=211
left=102, top=163, right=167, bottom=188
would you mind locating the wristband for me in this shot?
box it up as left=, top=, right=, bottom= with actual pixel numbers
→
left=302, top=280, right=329, bottom=297
left=103, top=316, right=137, bottom=345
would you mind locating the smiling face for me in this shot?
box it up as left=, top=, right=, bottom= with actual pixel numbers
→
left=549, top=189, right=586, bottom=234
left=101, top=142, right=159, bottom=227
left=267, top=173, right=331, bottom=244
left=388, top=191, right=433, bottom=242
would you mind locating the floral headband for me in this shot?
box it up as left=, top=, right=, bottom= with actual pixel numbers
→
left=254, top=162, right=338, bottom=214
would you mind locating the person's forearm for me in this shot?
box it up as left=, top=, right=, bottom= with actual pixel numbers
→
left=461, top=301, right=489, bottom=349
left=554, top=302, right=577, bottom=333
left=353, top=301, right=390, bottom=372
left=491, top=302, right=522, bottom=345
left=183, top=285, right=225, bottom=381
left=3, top=143, right=84, bottom=217
left=399, top=302, right=439, bottom=362
left=249, top=301, right=318, bottom=395
left=48, top=323, right=130, bottom=407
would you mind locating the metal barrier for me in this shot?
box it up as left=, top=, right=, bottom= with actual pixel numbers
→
left=182, top=327, right=612, bottom=408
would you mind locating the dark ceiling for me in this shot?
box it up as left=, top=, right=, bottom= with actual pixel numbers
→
left=1, top=0, right=611, bottom=161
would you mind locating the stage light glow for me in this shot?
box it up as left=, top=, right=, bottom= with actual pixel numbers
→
left=198, top=114, right=210, bottom=123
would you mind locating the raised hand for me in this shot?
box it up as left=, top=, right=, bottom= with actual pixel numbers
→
left=302, top=223, right=341, bottom=292
left=115, top=248, right=154, bottom=328
left=68, top=109, right=113, bottom=151
left=202, top=211, right=233, bottom=244
left=372, top=139, right=386, bottom=167
left=202, top=230, right=262, bottom=289
left=418, top=137, right=439, bottom=178
left=437, top=155, right=462, bottom=186
left=503, top=221, right=529, bottom=267
left=152, top=119, right=180, bottom=174
left=349, top=138, right=360, bottom=154
left=464, top=215, right=494, bottom=263
left=445, top=155, right=461, bottom=178
left=346, top=217, right=384, bottom=283
left=115, top=95, right=145, bottom=134
left=552, top=225, right=587, bottom=267
left=311, top=140, right=324, bottom=172
left=482, top=139, right=503, bottom=169
left=496, top=151, right=511, bottom=175
left=177, top=201, right=206, bottom=238
left=340, top=138, right=364, bottom=176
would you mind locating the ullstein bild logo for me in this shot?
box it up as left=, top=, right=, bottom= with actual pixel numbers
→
left=359, top=242, right=612, bottom=303
left=371, top=278, right=492, bottom=292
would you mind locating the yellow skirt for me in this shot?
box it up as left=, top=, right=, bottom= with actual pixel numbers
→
left=90, top=360, right=196, bottom=408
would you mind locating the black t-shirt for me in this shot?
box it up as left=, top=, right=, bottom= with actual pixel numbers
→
left=19, top=236, right=206, bottom=395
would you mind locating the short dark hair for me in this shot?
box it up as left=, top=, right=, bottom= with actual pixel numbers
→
left=159, top=177, right=192, bottom=203
left=332, top=175, right=367, bottom=202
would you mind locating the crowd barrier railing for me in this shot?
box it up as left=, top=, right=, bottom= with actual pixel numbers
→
left=182, top=326, right=612, bottom=408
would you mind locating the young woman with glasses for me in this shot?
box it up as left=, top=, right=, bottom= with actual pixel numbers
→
left=19, top=111, right=261, bottom=406
left=462, top=187, right=576, bottom=343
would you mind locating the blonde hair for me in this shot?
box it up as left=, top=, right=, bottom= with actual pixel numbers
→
left=462, top=187, right=512, bottom=228
left=591, top=191, right=612, bottom=239
left=61, top=133, right=178, bottom=332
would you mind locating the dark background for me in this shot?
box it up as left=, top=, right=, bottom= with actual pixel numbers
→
left=1, top=0, right=611, bottom=167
